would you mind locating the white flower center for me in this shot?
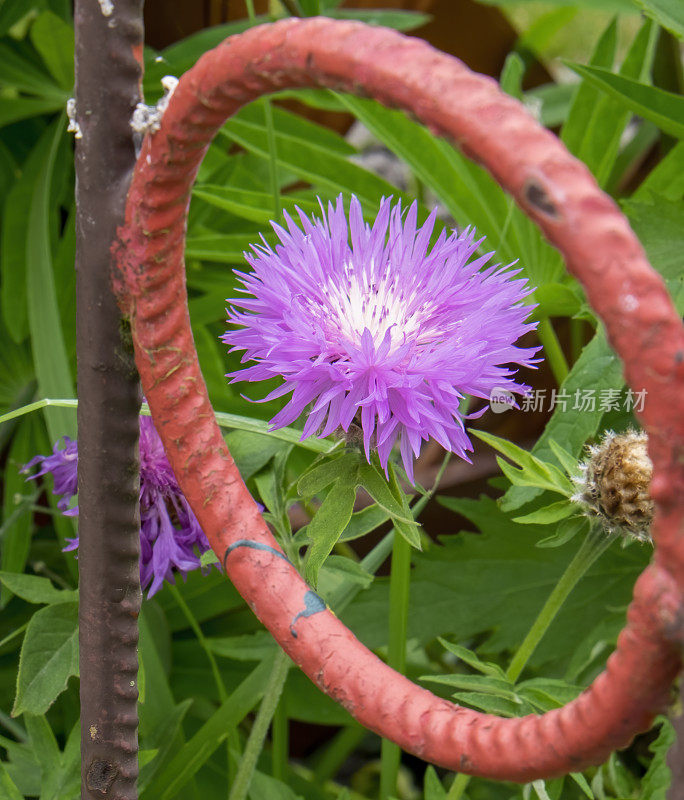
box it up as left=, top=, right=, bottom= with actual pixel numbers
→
left=322, top=263, right=437, bottom=352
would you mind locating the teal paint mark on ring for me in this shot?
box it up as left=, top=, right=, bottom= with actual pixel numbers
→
left=290, top=590, right=327, bottom=638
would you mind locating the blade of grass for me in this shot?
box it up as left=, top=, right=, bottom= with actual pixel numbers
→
left=25, top=120, right=75, bottom=441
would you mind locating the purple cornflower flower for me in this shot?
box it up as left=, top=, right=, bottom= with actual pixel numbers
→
left=223, top=195, right=538, bottom=481
left=22, top=416, right=214, bottom=597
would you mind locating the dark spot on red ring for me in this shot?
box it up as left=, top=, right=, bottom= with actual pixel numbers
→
left=524, top=180, right=559, bottom=219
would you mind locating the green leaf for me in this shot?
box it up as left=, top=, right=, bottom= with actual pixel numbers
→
left=0, top=96, right=64, bottom=128
left=24, top=713, right=60, bottom=797
left=13, top=600, right=78, bottom=716
left=319, top=555, right=374, bottom=592
left=424, top=766, right=447, bottom=800
left=326, top=9, right=431, bottom=31
left=513, top=500, right=576, bottom=525
left=298, top=453, right=359, bottom=496
left=30, top=10, right=74, bottom=90
left=185, top=231, right=274, bottom=264
left=637, top=0, right=684, bottom=40
left=525, top=83, right=575, bottom=128
left=339, top=504, right=391, bottom=543
left=633, top=141, right=684, bottom=201
left=502, top=329, right=623, bottom=511
left=25, top=120, right=75, bottom=441
left=142, top=657, right=272, bottom=800
left=500, top=52, right=525, bottom=99
left=337, top=93, right=563, bottom=288
left=516, top=678, right=582, bottom=711
left=225, top=429, right=290, bottom=481
left=436, top=638, right=505, bottom=678
left=1, top=418, right=36, bottom=605
left=570, top=772, right=594, bottom=799
left=344, top=496, right=645, bottom=670
left=533, top=283, right=581, bottom=319
left=640, top=717, right=675, bottom=799
left=548, top=439, right=581, bottom=478
left=421, top=673, right=520, bottom=702
left=248, top=770, right=305, bottom=800
left=0, top=762, right=23, bottom=800
left=305, top=467, right=358, bottom=587
left=476, top=0, right=636, bottom=8
left=143, top=17, right=269, bottom=93
left=570, top=19, right=657, bottom=186
left=622, top=195, right=684, bottom=311
left=0, top=572, right=76, bottom=605
left=0, top=0, right=45, bottom=36
left=517, top=7, right=578, bottom=55
left=206, top=631, right=277, bottom=661
left=357, top=462, right=421, bottom=548
left=0, top=42, right=66, bottom=99
left=2, top=125, right=57, bottom=343
left=536, top=517, right=589, bottom=548
left=561, top=18, right=618, bottom=158
left=193, top=185, right=321, bottom=225
left=448, top=691, right=527, bottom=717
left=567, top=64, right=684, bottom=139
left=472, top=429, right=574, bottom=496
left=221, top=101, right=401, bottom=210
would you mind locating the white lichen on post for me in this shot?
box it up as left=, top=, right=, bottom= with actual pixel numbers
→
left=66, top=98, right=83, bottom=139
left=130, top=76, right=179, bottom=136
left=98, top=0, right=114, bottom=16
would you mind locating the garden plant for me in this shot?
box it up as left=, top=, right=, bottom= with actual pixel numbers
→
left=0, top=2, right=683, bottom=800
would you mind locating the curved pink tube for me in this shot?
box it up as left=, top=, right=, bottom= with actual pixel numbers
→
left=113, top=18, right=684, bottom=781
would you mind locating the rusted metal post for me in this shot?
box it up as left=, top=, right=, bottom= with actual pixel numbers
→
left=74, top=1, right=144, bottom=798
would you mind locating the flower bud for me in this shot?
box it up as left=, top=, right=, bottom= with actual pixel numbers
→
left=573, top=430, right=653, bottom=542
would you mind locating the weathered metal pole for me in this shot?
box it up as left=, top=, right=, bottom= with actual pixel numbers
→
left=74, top=2, right=144, bottom=798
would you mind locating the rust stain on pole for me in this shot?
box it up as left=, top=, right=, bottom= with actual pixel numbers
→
left=74, top=1, right=144, bottom=798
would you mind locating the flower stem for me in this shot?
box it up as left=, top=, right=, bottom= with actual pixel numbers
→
left=170, top=584, right=227, bottom=701
left=271, top=696, right=289, bottom=782
left=228, top=649, right=291, bottom=800
left=537, top=318, right=569, bottom=386
left=446, top=525, right=616, bottom=800
left=379, top=464, right=413, bottom=800
left=169, top=584, right=241, bottom=783
left=570, top=318, right=585, bottom=364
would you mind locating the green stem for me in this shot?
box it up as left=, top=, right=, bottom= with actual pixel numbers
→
left=313, top=724, right=366, bottom=785
left=330, top=452, right=451, bottom=614
left=569, top=318, right=585, bottom=364
left=379, top=465, right=413, bottom=800
left=505, top=526, right=615, bottom=682
left=170, top=585, right=241, bottom=784
left=245, top=0, right=281, bottom=220
left=271, top=697, right=288, bottom=782
left=170, top=584, right=227, bottom=702
left=228, top=649, right=291, bottom=800
left=445, top=525, right=616, bottom=800
left=537, top=318, right=569, bottom=386
left=263, top=100, right=281, bottom=219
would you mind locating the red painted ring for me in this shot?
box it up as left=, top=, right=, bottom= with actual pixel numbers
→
left=114, top=18, right=684, bottom=781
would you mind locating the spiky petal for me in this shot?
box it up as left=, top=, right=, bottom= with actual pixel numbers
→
left=223, top=195, right=538, bottom=480
left=23, top=416, right=214, bottom=597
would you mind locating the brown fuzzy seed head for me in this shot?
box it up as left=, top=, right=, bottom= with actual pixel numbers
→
left=575, top=430, right=654, bottom=541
